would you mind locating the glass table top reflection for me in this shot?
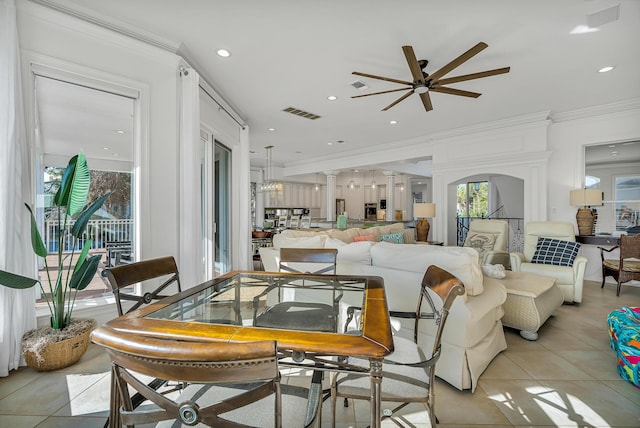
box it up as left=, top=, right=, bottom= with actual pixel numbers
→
left=144, top=271, right=369, bottom=335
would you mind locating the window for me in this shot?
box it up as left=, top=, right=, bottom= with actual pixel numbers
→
left=457, top=181, right=489, bottom=218
left=614, top=175, right=640, bottom=232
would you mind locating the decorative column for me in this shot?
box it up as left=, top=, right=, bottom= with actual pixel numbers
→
left=384, top=171, right=396, bottom=222
left=324, top=171, right=337, bottom=221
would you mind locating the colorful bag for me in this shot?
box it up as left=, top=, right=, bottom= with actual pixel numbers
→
left=607, top=307, right=640, bottom=389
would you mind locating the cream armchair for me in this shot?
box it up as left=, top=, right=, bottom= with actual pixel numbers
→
left=464, top=219, right=510, bottom=268
left=510, top=221, right=587, bottom=303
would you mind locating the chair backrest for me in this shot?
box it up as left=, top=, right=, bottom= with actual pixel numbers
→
left=620, top=233, right=640, bottom=259
left=102, top=256, right=181, bottom=316
left=289, top=215, right=300, bottom=228
left=417, top=265, right=465, bottom=355
left=523, top=221, right=576, bottom=262
left=100, top=334, right=281, bottom=427
left=468, top=219, right=508, bottom=251
left=278, top=248, right=338, bottom=274
left=300, top=215, right=311, bottom=229
left=277, top=215, right=288, bottom=228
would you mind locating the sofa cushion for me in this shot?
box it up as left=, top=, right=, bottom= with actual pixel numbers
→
left=464, top=232, right=497, bottom=261
left=353, top=234, right=375, bottom=242
left=370, top=242, right=484, bottom=296
left=324, top=238, right=374, bottom=264
left=326, top=228, right=362, bottom=243
left=401, top=228, right=416, bottom=244
left=531, top=237, right=580, bottom=267
left=380, top=232, right=404, bottom=244
left=274, top=235, right=326, bottom=249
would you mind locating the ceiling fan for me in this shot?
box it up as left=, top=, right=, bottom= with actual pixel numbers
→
left=352, top=42, right=510, bottom=112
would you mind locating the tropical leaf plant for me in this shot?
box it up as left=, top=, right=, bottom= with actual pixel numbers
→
left=0, top=151, right=110, bottom=330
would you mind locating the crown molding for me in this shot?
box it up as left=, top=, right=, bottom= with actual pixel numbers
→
left=27, top=0, right=181, bottom=53
left=551, top=98, right=640, bottom=123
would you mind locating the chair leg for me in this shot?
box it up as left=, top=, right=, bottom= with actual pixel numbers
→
left=601, top=268, right=606, bottom=288
left=617, top=278, right=622, bottom=296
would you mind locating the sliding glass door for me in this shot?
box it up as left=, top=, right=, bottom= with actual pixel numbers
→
left=201, top=133, right=232, bottom=278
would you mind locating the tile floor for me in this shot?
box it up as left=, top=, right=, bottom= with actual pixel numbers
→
left=1, top=280, right=639, bottom=427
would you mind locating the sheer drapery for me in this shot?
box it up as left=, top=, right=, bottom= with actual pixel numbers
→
left=178, top=66, right=201, bottom=289
left=0, top=0, right=37, bottom=377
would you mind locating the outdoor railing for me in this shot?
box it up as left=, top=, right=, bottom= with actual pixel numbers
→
left=44, top=218, right=133, bottom=252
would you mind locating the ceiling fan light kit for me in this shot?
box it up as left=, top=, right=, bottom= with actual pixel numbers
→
left=352, top=42, right=510, bottom=112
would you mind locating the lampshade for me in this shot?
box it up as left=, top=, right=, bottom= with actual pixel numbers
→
left=570, top=189, right=602, bottom=207
left=414, top=202, right=436, bottom=219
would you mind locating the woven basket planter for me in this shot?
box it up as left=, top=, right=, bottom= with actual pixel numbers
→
left=22, top=318, right=96, bottom=372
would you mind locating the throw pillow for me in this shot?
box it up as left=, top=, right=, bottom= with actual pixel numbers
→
left=380, top=232, right=404, bottom=244
left=354, top=234, right=376, bottom=242
left=463, top=232, right=497, bottom=261
left=531, top=237, right=581, bottom=267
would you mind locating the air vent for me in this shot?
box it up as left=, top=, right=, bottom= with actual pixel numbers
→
left=350, top=80, right=368, bottom=90
left=282, top=107, right=321, bottom=120
left=587, top=4, right=620, bottom=28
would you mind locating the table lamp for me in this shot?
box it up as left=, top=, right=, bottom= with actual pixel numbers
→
left=570, top=188, right=602, bottom=236
left=414, top=202, right=436, bottom=242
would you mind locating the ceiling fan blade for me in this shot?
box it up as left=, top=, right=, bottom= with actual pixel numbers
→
left=419, top=92, right=433, bottom=112
left=427, top=42, right=489, bottom=83
left=382, top=90, right=414, bottom=111
left=433, top=67, right=511, bottom=86
left=402, top=45, right=425, bottom=84
left=352, top=71, right=413, bottom=86
left=352, top=87, right=414, bottom=98
left=430, top=86, right=482, bottom=98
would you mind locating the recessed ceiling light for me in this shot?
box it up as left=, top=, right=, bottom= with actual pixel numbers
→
left=103, top=147, right=110, bottom=151
left=337, top=140, right=344, bottom=144
left=598, top=66, right=614, bottom=73
left=217, top=49, right=231, bottom=58
left=389, top=120, right=398, bottom=125
left=113, top=153, right=120, bottom=157
left=115, top=130, right=125, bottom=134
left=327, top=142, right=333, bottom=146
left=268, top=128, right=276, bottom=131
left=327, top=95, right=337, bottom=101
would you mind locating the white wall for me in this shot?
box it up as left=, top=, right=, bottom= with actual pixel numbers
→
left=18, top=1, right=182, bottom=265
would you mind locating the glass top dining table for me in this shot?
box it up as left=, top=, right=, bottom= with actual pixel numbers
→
left=91, top=270, right=394, bottom=428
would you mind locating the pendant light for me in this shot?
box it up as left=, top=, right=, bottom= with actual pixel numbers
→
left=370, top=169, right=376, bottom=189
left=348, top=170, right=355, bottom=189
left=314, top=173, right=320, bottom=192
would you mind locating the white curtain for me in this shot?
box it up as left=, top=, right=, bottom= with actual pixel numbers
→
left=178, top=66, right=201, bottom=289
left=0, top=0, right=37, bottom=377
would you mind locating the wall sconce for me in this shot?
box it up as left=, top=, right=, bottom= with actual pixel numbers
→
left=570, top=188, right=603, bottom=236
left=414, top=202, right=436, bottom=242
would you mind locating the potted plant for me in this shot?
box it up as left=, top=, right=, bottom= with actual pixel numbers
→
left=0, top=151, right=110, bottom=371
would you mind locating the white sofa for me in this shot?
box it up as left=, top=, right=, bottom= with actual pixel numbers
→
left=260, top=225, right=507, bottom=392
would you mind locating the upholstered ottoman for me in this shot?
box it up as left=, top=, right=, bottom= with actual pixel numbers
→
left=497, top=271, right=564, bottom=340
left=607, top=307, right=640, bottom=389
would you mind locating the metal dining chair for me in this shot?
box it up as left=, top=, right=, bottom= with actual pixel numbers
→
left=93, top=335, right=308, bottom=428
left=101, top=256, right=183, bottom=427
left=102, top=255, right=182, bottom=316
left=331, top=265, right=465, bottom=427
left=253, top=248, right=340, bottom=332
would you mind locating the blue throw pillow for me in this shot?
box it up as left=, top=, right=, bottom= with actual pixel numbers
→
left=380, top=232, right=404, bottom=244
left=531, top=237, right=581, bottom=267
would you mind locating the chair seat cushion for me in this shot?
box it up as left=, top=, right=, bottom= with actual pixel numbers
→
left=604, top=259, right=640, bottom=273
left=530, top=237, right=581, bottom=267
left=255, top=302, right=335, bottom=332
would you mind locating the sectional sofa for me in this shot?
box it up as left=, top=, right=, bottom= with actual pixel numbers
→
left=259, top=224, right=508, bottom=391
